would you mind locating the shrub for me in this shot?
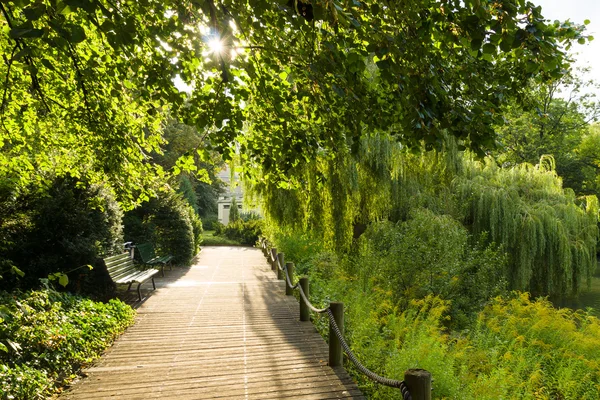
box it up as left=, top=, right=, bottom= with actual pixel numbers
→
left=124, top=192, right=200, bottom=266
left=229, top=197, right=241, bottom=222
left=240, top=211, right=261, bottom=222
left=223, top=219, right=263, bottom=245
left=213, top=221, right=225, bottom=236
left=358, top=209, right=507, bottom=326
left=201, top=214, right=219, bottom=231
left=0, top=288, right=135, bottom=398
left=0, top=177, right=123, bottom=296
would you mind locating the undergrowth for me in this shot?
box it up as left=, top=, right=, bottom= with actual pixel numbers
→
left=0, top=289, right=135, bottom=399
left=270, top=229, right=600, bottom=400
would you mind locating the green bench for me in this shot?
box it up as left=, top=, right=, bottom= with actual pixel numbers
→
left=136, top=243, right=174, bottom=277
left=104, top=253, right=159, bottom=301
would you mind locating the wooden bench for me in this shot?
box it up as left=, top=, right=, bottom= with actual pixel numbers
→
left=136, top=243, right=174, bottom=277
left=104, top=253, right=159, bottom=301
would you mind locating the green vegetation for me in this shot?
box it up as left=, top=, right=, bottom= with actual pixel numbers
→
left=1, top=0, right=600, bottom=398
left=0, top=289, right=135, bottom=399
left=124, top=192, right=202, bottom=266
left=269, top=230, right=600, bottom=399
left=200, top=230, right=242, bottom=246
left=0, top=177, right=123, bottom=296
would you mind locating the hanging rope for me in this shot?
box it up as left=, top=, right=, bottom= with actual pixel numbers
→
left=262, top=238, right=415, bottom=399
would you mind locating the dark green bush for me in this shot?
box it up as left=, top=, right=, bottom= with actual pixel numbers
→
left=0, top=177, right=123, bottom=296
left=201, top=214, right=218, bottom=231
left=124, top=192, right=201, bottom=265
left=223, top=219, right=263, bottom=245
left=0, top=288, right=135, bottom=399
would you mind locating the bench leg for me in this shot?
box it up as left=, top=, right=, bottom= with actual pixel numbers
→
left=127, top=282, right=134, bottom=292
left=136, top=282, right=142, bottom=301
left=152, top=277, right=156, bottom=290
left=161, top=264, right=165, bottom=277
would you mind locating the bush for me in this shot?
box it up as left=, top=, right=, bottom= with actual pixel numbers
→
left=124, top=192, right=201, bottom=266
left=213, top=221, right=225, bottom=236
left=229, top=197, right=241, bottom=222
left=240, top=211, right=261, bottom=222
left=201, top=214, right=218, bottom=231
left=0, top=177, right=123, bottom=296
left=223, top=219, right=263, bottom=245
left=359, top=209, right=508, bottom=325
left=0, top=288, right=135, bottom=398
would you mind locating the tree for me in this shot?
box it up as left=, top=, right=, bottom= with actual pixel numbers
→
left=575, top=124, right=600, bottom=195
left=493, top=70, right=600, bottom=194
left=0, top=0, right=591, bottom=203
left=229, top=196, right=240, bottom=223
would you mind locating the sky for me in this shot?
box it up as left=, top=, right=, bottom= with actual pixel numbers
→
left=533, top=0, right=600, bottom=86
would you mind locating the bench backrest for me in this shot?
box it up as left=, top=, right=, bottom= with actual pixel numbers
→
left=104, top=253, right=137, bottom=282
left=136, top=243, right=156, bottom=263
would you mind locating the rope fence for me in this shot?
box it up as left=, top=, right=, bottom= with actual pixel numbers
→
left=260, top=238, right=432, bottom=400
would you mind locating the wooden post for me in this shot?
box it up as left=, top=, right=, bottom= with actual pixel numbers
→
left=270, top=248, right=277, bottom=271
left=404, top=369, right=432, bottom=400
left=285, top=262, right=295, bottom=296
left=299, top=277, right=309, bottom=322
left=277, top=253, right=285, bottom=280
left=329, top=302, right=344, bottom=367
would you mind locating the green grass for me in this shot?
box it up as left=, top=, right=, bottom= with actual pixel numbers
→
left=200, top=230, right=243, bottom=246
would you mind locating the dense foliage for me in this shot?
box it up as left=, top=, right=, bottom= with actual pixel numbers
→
left=0, top=0, right=592, bottom=205
left=0, top=289, right=135, bottom=399
left=254, top=134, right=598, bottom=299
left=0, top=176, right=123, bottom=294
left=222, top=219, right=263, bottom=246
left=124, top=192, right=202, bottom=266
left=269, top=230, right=600, bottom=399
left=455, top=157, right=598, bottom=297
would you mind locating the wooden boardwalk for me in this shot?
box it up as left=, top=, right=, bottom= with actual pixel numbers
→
left=63, top=246, right=364, bottom=399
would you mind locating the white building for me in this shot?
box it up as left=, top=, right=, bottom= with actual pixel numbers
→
left=216, top=166, right=244, bottom=225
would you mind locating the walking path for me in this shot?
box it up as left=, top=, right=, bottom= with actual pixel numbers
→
left=63, top=246, right=364, bottom=399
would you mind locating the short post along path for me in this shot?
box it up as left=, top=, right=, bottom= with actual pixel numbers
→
left=63, top=246, right=364, bottom=399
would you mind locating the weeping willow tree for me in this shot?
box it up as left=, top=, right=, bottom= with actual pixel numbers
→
left=246, top=132, right=457, bottom=251
left=454, top=156, right=599, bottom=298
left=247, top=135, right=598, bottom=298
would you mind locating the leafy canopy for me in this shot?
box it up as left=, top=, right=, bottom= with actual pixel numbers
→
left=0, top=0, right=591, bottom=202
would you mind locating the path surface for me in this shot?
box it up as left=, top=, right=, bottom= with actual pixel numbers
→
left=63, top=246, right=364, bottom=399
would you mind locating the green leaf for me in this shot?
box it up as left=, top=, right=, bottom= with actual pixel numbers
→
left=584, top=19, right=591, bottom=25
left=23, top=5, right=46, bottom=21
left=578, top=38, right=586, bottom=45
left=10, top=28, right=44, bottom=39
left=0, top=342, right=7, bottom=353
left=69, top=25, right=87, bottom=43
left=11, top=265, right=25, bottom=277
left=41, top=58, right=55, bottom=71
left=58, top=273, right=69, bottom=287
left=59, top=4, right=73, bottom=15
left=482, top=43, right=496, bottom=54
left=0, top=305, right=10, bottom=319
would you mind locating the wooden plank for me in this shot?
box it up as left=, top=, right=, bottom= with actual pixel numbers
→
left=62, top=246, right=364, bottom=400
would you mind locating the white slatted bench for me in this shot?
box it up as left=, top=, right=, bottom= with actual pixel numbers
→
left=104, top=253, right=159, bottom=301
